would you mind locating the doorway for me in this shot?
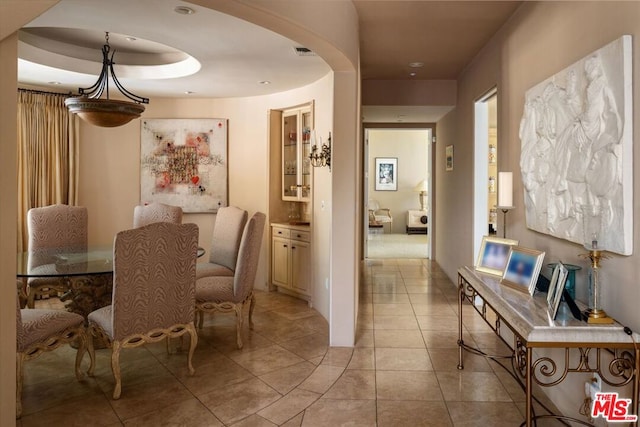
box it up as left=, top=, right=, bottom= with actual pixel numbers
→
left=363, top=127, right=432, bottom=259
left=473, top=89, right=498, bottom=261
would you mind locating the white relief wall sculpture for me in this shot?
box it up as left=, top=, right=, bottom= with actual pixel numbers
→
left=519, top=36, right=633, bottom=255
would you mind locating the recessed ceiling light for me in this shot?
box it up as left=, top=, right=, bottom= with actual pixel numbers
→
left=174, top=6, right=195, bottom=15
left=184, top=91, right=194, bottom=95
left=259, top=80, right=271, bottom=85
left=409, top=62, right=424, bottom=68
left=48, top=81, right=62, bottom=85
left=409, top=72, right=417, bottom=77
left=125, top=37, right=137, bottom=42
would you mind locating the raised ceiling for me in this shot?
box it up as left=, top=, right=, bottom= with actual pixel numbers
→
left=17, top=0, right=521, bottom=109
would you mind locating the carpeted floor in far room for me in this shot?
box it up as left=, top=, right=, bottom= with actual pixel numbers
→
left=367, top=232, right=429, bottom=259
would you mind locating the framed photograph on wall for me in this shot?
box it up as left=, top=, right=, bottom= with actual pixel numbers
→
left=547, top=262, right=568, bottom=320
left=501, top=246, right=546, bottom=295
left=375, top=157, right=398, bottom=191
left=445, top=145, right=454, bottom=171
left=475, top=236, right=519, bottom=276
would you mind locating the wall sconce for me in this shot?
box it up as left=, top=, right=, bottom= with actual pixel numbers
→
left=309, top=132, right=331, bottom=170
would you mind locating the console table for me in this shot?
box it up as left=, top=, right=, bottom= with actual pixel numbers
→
left=458, top=266, right=639, bottom=427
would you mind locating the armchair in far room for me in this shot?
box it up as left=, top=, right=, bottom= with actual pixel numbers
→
left=133, top=202, right=183, bottom=228
left=368, top=199, right=393, bottom=233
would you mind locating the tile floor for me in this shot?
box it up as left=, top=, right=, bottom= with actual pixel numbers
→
left=18, top=259, right=555, bottom=426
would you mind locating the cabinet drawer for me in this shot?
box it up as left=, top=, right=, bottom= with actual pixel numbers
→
left=272, top=226, right=291, bottom=238
left=290, top=230, right=310, bottom=242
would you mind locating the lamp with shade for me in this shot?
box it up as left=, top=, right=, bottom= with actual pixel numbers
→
left=414, top=179, right=429, bottom=211
left=496, top=172, right=515, bottom=238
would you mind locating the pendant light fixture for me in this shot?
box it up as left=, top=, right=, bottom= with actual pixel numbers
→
left=65, top=32, right=149, bottom=127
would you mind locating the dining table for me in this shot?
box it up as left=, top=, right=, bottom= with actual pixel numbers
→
left=17, top=245, right=205, bottom=316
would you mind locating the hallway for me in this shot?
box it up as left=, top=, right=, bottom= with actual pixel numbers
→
left=19, top=259, right=547, bottom=426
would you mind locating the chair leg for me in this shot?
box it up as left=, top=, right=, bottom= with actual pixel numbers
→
left=26, top=289, right=35, bottom=309
left=234, top=304, right=244, bottom=349
left=86, top=326, right=96, bottom=377
left=186, top=323, right=198, bottom=376
left=16, top=352, right=24, bottom=419
left=197, top=309, right=204, bottom=329
left=111, top=340, right=123, bottom=400
left=74, top=330, right=87, bottom=381
left=249, top=293, right=256, bottom=330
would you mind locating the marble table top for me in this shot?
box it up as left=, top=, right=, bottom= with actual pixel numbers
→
left=458, top=266, right=640, bottom=347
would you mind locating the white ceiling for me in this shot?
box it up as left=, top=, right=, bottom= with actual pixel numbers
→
left=17, top=0, right=521, bottom=122
left=18, top=0, right=331, bottom=98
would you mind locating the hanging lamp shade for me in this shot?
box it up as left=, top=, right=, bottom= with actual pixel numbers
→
left=65, top=32, right=148, bottom=127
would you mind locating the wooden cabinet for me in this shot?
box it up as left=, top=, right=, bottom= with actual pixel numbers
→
left=282, top=105, right=313, bottom=202
left=271, top=224, right=312, bottom=302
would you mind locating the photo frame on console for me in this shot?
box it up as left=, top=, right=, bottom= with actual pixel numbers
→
left=547, top=262, right=568, bottom=320
left=475, top=236, right=519, bottom=276
left=501, top=246, right=545, bottom=295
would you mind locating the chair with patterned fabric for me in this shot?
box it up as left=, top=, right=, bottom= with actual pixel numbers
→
left=26, top=204, right=88, bottom=308
left=196, top=212, right=266, bottom=349
left=133, top=202, right=183, bottom=228
left=196, top=206, right=248, bottom=279
left=85, top=222, right=199, bottom=399
left=16, top=291, right=87, bottom=419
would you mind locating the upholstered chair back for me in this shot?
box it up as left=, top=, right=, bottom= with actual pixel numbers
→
left=133, top=202, right=183, bottom=228
left=16, top=293, right=25, bottom=351
left=233, top=212, right=266, bottom=301
left=111, top=222, right=198, bottom=341
left=27, top=204, right=88, bottom=264
left=209, top=206, right=248, bottom=271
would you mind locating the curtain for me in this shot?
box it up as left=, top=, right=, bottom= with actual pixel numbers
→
left=17, top=90, right=79, bottom=251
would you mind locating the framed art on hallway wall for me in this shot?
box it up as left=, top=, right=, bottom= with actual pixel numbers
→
left=140, top=118, right=228, bottom=213
left=375, top=157, right=398, bottom=191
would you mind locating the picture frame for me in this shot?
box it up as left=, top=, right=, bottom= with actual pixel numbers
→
left=501, top=246, right=546, bottom=295
left=475, top=236, right=519, bottom=276
left=375, top=157, right=398, bottom=191
left=140, top=118, right=228, bottom=213
left=445, top=145, right=454, bottom=171
left=547, top=262, right=568, bottom=320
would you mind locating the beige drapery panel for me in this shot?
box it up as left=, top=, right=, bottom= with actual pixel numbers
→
left=17, top=90, right=80, bottom=251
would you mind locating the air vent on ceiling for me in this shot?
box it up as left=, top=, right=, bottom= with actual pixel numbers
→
left=294, top=46, right=316, bottom=56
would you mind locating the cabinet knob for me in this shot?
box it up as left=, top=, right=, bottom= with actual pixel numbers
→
left=292, top=246, right=296, bottom=250
left=296, top=234, right=301, bottom=238
left=283, top=244, right=288, bottom=248
left=278, top=231, right=282, bottom=234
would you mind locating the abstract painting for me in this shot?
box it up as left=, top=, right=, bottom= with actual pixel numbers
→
left=141, top=118, right=228, bottom=213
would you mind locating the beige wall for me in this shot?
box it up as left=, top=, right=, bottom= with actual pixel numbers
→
left=0, top=32, right=18, bottom=425
left=436, top=1, right=640, bottom=420
left=368, top=129, right=429, bottom=234
left=362, top=79, right=456, bottom=106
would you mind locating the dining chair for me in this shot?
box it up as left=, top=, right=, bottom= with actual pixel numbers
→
left=196, top=212, right=266, bottom=349
left=132, top=202, right=183, bottom=228
left=26, top=204, right=88, bottom=308
left=85, top=222, right=199, bottom=399
left=368, top=199, right=393, bottom=233
left=196, top=206, right=248, bottom=279
left=16, top=291, right=87, bottom=419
